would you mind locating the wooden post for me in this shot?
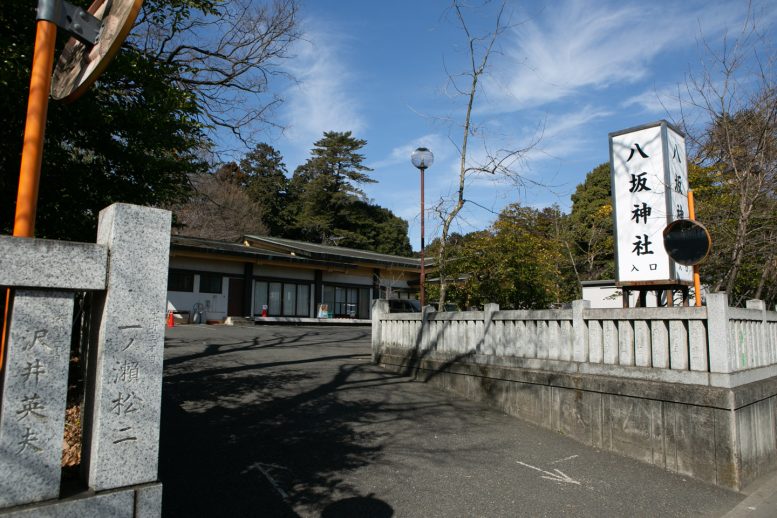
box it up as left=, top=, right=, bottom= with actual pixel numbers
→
left=688, top=190, right=703, bottom=307
left=14, top=20, right=57, bottom=237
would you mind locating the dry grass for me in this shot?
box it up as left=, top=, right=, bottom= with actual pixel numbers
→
left=62, top=404, right=82, bottom=468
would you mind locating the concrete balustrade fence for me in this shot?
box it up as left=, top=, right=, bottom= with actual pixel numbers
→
left=375, top=296, right=777, bottom=388
left=372, top=297, right=777, bottom=490
left=0, top=204, right=170, bottom=517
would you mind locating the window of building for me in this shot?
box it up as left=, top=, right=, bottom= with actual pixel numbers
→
left=268, top=282, right=282, bottom=315
left=254, top=282, right=268, bottom=313
left=296, top=285, right=310, bottom=316
left=255, top=281, right=310, bottom=317
left=323, top=284, right=370, bottom=318
left=199, top=273, right=223, bottom=294
left=336, top=287, right=358, bottom=317
left=283, top=284, right=296, bottom=315
left=168, top=270, right=194, bottom=292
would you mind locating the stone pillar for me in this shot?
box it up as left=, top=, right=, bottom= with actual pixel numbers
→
left=572, top=300, right=591, bottom=362
left=371, top=299, right=389, bottom=363
left=81, top=204, right=171, bottom=491
left=707, top=292, right=733, bottom=373
left=746, top=299, right=767, bottom=367
left=421, top=305, right=436, bottom=353
left=482, top=303, right=499, bottom=354
left=0, top=291, right=74, bottom=507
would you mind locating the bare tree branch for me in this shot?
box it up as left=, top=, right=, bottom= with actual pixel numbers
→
left=132, top=0, right=300, bottom=148
left=677, top=5, right=777, bottom=304
left=432, top=0, right=542, bottom=306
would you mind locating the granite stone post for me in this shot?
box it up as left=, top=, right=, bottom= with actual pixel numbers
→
left=483, top=303, right=499, bottom=354
left=0, top=291, right=75, bottom=507
left=81, top=204, right=171, bottom=491
left=746, top=299, right=767, bottom=311
left=572, top=300, right=590, bottom=362
left=371, top=299, right=388, bottom=362
left=745, top=299, right=767, bottom=367
left=421, top=305, right=435, bottom=352
left=707, top=293, right=734, bottom=374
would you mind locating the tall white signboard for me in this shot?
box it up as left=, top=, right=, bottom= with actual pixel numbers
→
left=609, top=120, right=693, bottom=285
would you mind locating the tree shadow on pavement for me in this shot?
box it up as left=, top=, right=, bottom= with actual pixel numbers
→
left=159, top=329, right=406, bottom=517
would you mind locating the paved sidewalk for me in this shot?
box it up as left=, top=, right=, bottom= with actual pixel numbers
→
left=161, top=325, right=756, bottom=517
left=724, top=471, right=777, bottom=518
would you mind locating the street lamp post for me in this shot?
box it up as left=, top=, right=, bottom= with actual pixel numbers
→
left=411, top=147, right=434, bottom=307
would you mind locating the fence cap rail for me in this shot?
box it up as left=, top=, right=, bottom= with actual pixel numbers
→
left=383, top=311, right=491, bottom=321
left=727, top=306, right=777, bottom=321
left=493, top=309, right=572, bottom=321
left=584, top=307, right=708, bottom=320
left=383, top=313, right=423, bottom=321
left=0, top=235, right=107, bottom=290
left=429, top=311, right=485, bottom=321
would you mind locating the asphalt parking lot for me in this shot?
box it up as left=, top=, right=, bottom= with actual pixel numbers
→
left=160, top=324, right=745, bottom=517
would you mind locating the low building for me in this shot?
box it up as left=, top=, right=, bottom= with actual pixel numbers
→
left=166, top=235, right=421, bottom=322
left=581, top=279, right=705, bottom=308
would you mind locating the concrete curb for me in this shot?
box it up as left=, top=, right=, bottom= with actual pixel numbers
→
left=724, top=471, right=777, bottom=517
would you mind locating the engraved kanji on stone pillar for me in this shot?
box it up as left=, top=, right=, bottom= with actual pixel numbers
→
left=0, top=291, right=75, bottom=507
left=81, top=204, right=171, bottom=491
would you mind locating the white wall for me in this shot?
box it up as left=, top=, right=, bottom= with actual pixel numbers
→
left=322, top=271, right=372, bottom=285
left=583, top=285, right=634, bottom=308
left=582, top=284, right=704, bottom=308
left=167, top=274, right=228, bottom=321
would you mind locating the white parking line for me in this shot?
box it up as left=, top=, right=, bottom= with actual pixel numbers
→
left=243, top=462, right=289, bottom=500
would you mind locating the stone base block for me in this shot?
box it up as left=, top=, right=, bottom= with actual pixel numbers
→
left=0, top=482, right=162, bottom=518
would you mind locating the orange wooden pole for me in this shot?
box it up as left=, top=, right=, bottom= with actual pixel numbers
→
left=15, top=19, right=57, bottom=237
left=2, top=19, right=58, bottom=371
left=688, top=190, right=703, bottom=307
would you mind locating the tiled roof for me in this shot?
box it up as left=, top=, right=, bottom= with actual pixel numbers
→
left=242, top=235, right=421, bottom=268
left=171, top=234, right=421, bottom=270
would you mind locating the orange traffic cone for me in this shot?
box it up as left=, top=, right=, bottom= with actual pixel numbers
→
left=166, top=310, right=174, bottom=328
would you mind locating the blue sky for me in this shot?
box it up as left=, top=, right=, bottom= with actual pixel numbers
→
left=219, top=0, right=776, bottom=252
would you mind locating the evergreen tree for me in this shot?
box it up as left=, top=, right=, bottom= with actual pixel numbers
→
left=568, top=163, right=615, bottom=281
left=240, top=143, right=290, bottom=236
left=285, top=131, right=411, bottom=255
left=294, top=131, right=375, bottom=196
left=1, top=0, right=299, bottom=241
left=0, top=2, right=207, bottom=240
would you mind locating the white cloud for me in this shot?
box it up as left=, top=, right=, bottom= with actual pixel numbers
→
left=524, top=105, right=613, bottom=163
left=621, top=83, right=686, bottom=115
left=437, top=106, right=611, bottom=181
left=482, top=0, right=732, bottom=112
left=282, top=22, right=365, bottom=147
